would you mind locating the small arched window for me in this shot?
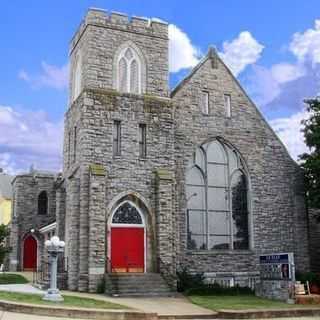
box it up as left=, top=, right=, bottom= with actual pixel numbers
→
left=116, top=47, right=142, bottom=94
left=186, top=139, right=249, bottom=251
left=38, top=191, right=48, bottom=215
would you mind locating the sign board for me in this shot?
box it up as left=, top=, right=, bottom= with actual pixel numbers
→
left=259, top=252, right=294, bottom=281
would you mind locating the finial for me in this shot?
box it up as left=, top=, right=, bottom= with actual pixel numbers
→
left=208, top=46, right=218, bottom=69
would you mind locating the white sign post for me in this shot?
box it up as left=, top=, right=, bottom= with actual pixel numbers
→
left=43, top=236, right=65, bottom=302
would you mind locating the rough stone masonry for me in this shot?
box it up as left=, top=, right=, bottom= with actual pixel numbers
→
left=9, top=7, right=311, bottom=293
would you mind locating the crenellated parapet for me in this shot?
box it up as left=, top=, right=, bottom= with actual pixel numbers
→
left=70, top=7, right=168, bottom=54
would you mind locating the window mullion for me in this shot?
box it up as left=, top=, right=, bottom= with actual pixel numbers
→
left=205, top=150, right=209, bottom=250
left=127, top=58, right=131, bottom=92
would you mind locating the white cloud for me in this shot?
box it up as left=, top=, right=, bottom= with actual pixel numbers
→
left=290, top=20, right=320, bottom=65
left=244, top=19, right=320, bottom=110
left=168, top=24, right=200, bottom=73
left=0, top=105, right=63, bottom=174
left=269, top=110, right=308, bottom=161
left=219, top=31, right=264, bottom=76
left=19, top=62, right=69, bottom=90
left=271, top=63, right=305, bottom=84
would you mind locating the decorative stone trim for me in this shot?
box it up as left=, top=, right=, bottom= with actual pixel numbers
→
left=155, top=168, right=174, bottom=181
left=89, top=164, right=106, bottom=176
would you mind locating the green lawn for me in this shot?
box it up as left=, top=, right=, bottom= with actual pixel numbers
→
left=188, top=294, right=308, bottom=310
left=0, top=274, right=29, bottom=284
left=0, top=291, right=128, bottom=309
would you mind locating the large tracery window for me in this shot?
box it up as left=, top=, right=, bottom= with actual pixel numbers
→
left=117, top=47, right=141, bottom=94
left=186, top=139, right=249, bottom=251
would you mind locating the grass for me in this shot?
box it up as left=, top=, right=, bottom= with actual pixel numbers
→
left=0, top=291, right=128, bottom=310
left=188, top=294, right=311, bottom=310
left=0, top=274, right=29, bottom=285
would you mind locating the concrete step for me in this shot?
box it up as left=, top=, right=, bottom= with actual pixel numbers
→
left=108, top=273, right=174, bottom=297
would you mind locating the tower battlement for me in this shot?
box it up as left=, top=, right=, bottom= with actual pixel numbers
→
left=70, top=8, right=168, bottom=54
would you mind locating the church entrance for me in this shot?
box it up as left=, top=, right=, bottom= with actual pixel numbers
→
left=110, top=201, right=145, bottom=273
left=23, top=235, right=37, bottom=271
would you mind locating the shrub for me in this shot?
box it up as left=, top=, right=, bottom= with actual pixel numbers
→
left=176, top=266, right=204, bottom=292
left=96, top=277, right=105, bottom=294
left=186, top=282, right=254, bottom=296
left=296, top=271, right=320, bottom=285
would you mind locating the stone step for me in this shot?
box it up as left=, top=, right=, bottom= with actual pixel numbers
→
left=107, top=273, right=174, bottom=296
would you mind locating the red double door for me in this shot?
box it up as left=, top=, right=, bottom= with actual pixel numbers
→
left=111, top=227, right=144, bottom=273
left=23, top=235, right=37, bottom=271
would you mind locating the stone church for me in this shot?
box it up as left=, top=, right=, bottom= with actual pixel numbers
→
left=9, top=8, right=310, bottom=294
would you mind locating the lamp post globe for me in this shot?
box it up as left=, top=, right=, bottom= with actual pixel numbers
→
left=42, top=235, right=65, bottom=302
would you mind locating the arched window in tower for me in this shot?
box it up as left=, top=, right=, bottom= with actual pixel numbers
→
left=186, top=139, right=249, bottom=251
left=72, top=53, right=82, bottom=101
left=116, top=46, right=142, bottom=94
left=38, top=191, right=48, bottom=215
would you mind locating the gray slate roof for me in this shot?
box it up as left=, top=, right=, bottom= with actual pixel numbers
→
left=0, top=174, right=13, bottom=199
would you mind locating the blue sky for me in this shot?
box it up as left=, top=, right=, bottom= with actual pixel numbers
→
left=1, top=0, right=320, bottom=174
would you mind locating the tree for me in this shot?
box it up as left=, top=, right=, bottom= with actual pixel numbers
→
left=0, top=224, right=10, bottom=265
left=300, top=98, right=320, bottom=209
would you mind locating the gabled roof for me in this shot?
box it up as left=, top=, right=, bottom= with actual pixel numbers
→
left=0, top=173, right=13, bottom=199
left=170, top=46, right=299, bottom=165
left=171, top=46, right=218, bottom=97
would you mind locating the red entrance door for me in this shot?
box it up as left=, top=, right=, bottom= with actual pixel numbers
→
left=111, top=227, right=144, bottom=273
left=23, top=235, right=37, bottom=271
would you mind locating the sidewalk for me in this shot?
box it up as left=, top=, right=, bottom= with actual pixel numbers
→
left=0, top=284, right=43, bottom=294
left=62, top=291, right=215, bottom=317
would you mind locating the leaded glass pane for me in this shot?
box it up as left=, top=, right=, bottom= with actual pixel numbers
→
left=186, top=185, right=205, bottom=210
left=195, top=148, right=205, bottom=171
left=125, top=48, right=133, bottom=60
left=112, top=203, right=142, bottom=224
left=207, top=163, right=228, bottom=187
left=206, top=141, right=226, bottom=164
left=187, top=210, right=206, bottom=250
left=207, top=187, right=228, bottom=211
left=188, top=210, right=206, bottom=235
left=187, top=234, right=207, bottom=250
left=231, top=171, right=249, bottom=249
left=226, top=146, right=238, bottom=173
left=186, top=167, right=204, bottom=186
left=130, top=59, right=139, bottom=93
left=119, top=57, right=127, bottom=92
left=208, top=211, right=229, bottom=235
left=209, top=235, right=229, bottom=250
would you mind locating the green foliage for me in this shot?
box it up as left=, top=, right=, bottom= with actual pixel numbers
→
left=0, top=224, right=10, bottom=265
left=296, top=271, right=320, bottom=285
left=188, top=294, right=304, bottom=310
left=0, top=291, right=127, bottom=309
left=96, top=276, right=105, bottom=294
left=0, top=274, right=28, bottom=284
left=300, top=98, right=320, bottom=209
left=176, top=266, right=204, bottom=292
left=186, top=283, right=254, bottom=296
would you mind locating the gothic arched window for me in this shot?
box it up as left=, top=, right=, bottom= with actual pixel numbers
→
left=112, top=202, right=143, bottom=224
left=186, top=139, right=249, bottom=251
left=38, top=191, right=48, bottom=215
left=116, top=47, right=142, bottom=94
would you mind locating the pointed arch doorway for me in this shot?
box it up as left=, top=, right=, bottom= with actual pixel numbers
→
left=23, top=235, right=37, bottom=271
left=110, top=201, right=145, bottom=273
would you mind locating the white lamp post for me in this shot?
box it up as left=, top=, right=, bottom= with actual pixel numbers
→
left=42, top=236, right=65, bottom=302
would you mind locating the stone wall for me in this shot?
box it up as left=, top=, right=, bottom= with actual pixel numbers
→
left=9, top=172, right=56, bottom=271
left=69, top=8, right=169, bottom=100
left=172, top=51, right=310, bottom=276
